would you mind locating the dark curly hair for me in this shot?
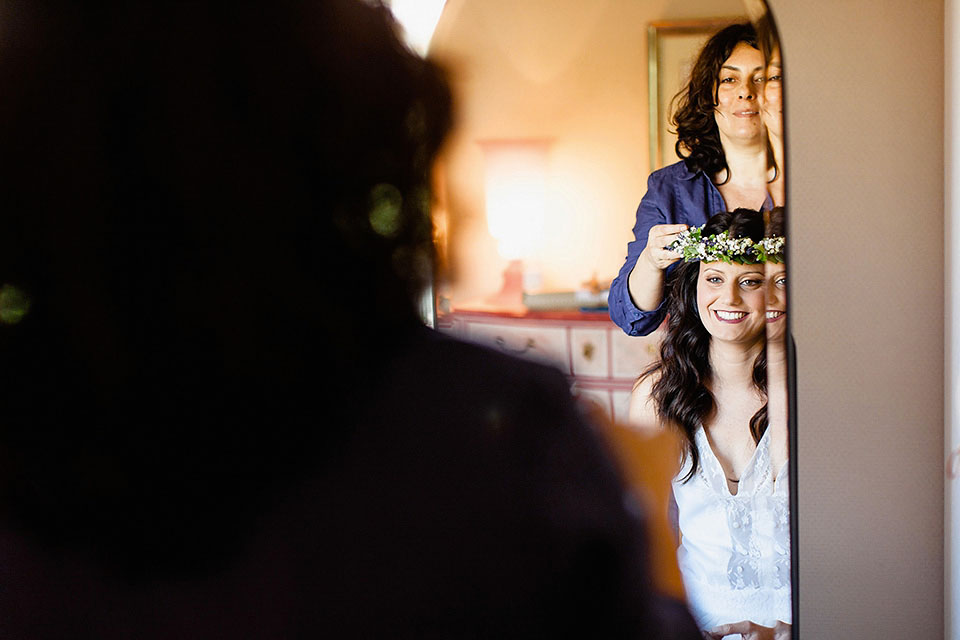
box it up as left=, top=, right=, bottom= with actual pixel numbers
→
left=766, top=206, right=786, bottom=239
left=0, top=0, right=452, bottom=579
left=671, top=23, right=759, bottom=180
left=754, top=8, right=782, bottom=69
left=640, top=208, right=768, bottom=481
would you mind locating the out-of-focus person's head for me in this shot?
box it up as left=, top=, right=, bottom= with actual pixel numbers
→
left=0, top=0, right=452, bottom=578
left=0, top=0, right=452, bottom=351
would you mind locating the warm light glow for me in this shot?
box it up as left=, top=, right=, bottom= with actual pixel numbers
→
left=481, top=141, right=550, bottom=261
left=386, top=0, right=447, bottom=56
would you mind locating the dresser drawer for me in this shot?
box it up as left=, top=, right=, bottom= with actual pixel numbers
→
left=440, top=308, right=659, bottom=423
left=610, top=328, right=661, bottom=380
left=464, top=322, right=570, bottom=374
left=570, top=327, right=609, bottom=377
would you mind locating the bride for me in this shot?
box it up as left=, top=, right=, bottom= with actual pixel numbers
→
left=629, top=208, right=790, bottom=639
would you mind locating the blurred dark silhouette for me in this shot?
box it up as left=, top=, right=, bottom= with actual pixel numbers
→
left=0, top=1, right=700, bottom=637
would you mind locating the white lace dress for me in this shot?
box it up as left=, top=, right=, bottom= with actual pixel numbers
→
left=672, top=426, right=791, bottom=633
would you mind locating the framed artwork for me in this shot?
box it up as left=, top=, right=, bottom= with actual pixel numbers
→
left=647, top=18, right=745, bottom=171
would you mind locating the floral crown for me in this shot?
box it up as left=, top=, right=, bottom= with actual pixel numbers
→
left=667, top=225, right=785, bottom=264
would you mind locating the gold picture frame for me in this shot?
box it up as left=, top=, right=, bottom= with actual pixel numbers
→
left=647, top=18, right=744, bottom=171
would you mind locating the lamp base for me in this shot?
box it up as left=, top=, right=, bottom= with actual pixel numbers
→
left=484, top=259, right=525, bottom=310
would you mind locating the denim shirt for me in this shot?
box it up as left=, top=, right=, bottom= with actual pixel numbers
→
left=607, top=161, right=771, bottom=337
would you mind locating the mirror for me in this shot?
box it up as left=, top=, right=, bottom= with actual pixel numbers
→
left=426, top=0, right=792, bottom=636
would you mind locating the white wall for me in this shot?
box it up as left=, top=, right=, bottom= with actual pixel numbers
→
left=772, top=0, right=945, bottom=637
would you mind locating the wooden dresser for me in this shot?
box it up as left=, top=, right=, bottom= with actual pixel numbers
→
left=437, top=306, right=661, bottom=425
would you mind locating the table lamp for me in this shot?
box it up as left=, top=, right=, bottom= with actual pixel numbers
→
left=480, top=139, right=550, bottom=309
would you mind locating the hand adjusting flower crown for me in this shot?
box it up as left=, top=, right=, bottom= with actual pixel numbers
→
left=667, top=225, right=785, bottom=264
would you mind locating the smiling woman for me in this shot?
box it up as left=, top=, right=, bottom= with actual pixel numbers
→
left=629, top=209, right=791, bottom=636
left=697, top=261, right=768, bottom=344
left=608, top=22, right=774, bottom=339
left=713, top=43, right=766, bottom=158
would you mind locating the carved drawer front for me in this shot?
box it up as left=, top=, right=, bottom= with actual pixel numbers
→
left=570, top=327, right=608, bottom=378
left=610, top=328, right=661, bottom=380
left=465, top=322, right=570, bottom=374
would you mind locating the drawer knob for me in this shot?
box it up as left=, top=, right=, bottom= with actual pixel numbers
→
left=582, top=342, right=595, bottom=361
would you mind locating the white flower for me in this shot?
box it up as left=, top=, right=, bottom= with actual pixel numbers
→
left=667, top=223, right=785, bottom=263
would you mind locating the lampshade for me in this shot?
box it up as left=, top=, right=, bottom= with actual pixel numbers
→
left=480, top=140, right=550, bottom=261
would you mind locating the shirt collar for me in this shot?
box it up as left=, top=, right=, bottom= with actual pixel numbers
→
left=679, top=163, right=704, bottom=181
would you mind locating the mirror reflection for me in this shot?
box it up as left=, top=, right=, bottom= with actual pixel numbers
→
left=429, top=1, right=790, bottom=638
left=627, top=209, right=790, bottom=636
left=608, top=22, right=773, bottom=338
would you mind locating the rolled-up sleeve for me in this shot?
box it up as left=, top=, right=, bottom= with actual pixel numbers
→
left=608, top=172, right=672, bottom=337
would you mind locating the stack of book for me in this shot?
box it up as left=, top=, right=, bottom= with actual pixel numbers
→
left=522, top=289, right=608, bottom=312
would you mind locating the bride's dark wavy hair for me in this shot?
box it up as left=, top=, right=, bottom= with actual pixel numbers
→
left=640, top=208, right=768, bottom=481
left=671, top=23, right=759, bottom=180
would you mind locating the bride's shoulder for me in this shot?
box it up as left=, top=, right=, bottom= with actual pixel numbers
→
left=628, top=370, right=662, bottom=433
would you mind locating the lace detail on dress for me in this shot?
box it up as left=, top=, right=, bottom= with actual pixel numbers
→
left=690, top=428, right=785, bottom=591
left=691, top=426, right=771, bottom=495
left=725, top=498, right=760, bottom=588
left=673, top=428, right=792, bottom=628
left=771, top=460, right=790, bottom=589
left=772, top=485, right=791, bottom=588
left=743, top=432, right=773, bottom=494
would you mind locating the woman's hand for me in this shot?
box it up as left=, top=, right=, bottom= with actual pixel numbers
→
left=639, top=223, right=687, bottom=270
left=627, top=223, right=687, bottom=312
left=704, top=620, right=791, bottom=639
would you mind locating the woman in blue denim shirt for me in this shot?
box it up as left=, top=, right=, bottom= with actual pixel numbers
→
left=609, top=23, right=777, bottom=337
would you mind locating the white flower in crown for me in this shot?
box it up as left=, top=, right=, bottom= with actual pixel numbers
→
left=667, top=224, right=785, bottom=264
left=758, top=236, right=786, bottom=262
